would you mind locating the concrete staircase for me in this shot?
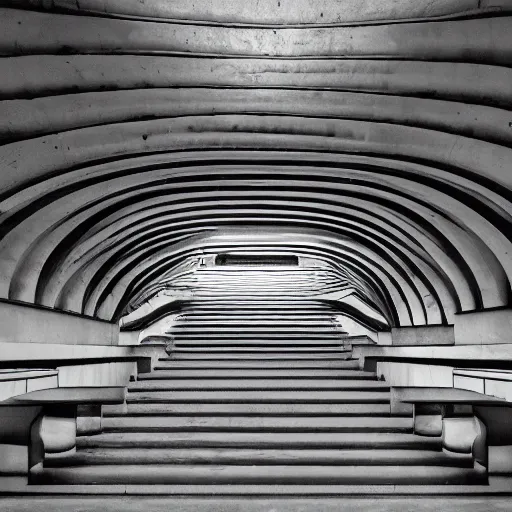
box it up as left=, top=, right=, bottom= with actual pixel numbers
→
left=30, top=339, right=485, bottom=489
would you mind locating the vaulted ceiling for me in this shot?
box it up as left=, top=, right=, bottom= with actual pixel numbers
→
left=1, top=0, right=511, bottom=333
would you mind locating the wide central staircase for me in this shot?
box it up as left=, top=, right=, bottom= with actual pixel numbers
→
left=30, top=300, right=484, bottom=490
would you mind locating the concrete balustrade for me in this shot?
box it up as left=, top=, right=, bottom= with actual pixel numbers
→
left=395, top=386, right=512, bottom=478
left=0, top=301, right=118, bottom=346
left=0, top=387, right=127, bottom=481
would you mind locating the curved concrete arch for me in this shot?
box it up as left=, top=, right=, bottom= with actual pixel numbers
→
left=8, top=0, right=512, bottom=25
left=3, top=150, right=509, bottom=231
left=3, top=57, right=512, bottom=108
left=2, top=89, right=512, bottom=146
left=3, top=10, right=512, bottom=65
left=2, top=115, right=512, bottom=198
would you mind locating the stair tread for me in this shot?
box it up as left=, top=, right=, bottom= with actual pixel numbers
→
left=155, top=360, right=359, bottom=368
left=137, top=370, right=375, bottom=379
left=127, top=391, right=390, bottom=403
left=77, top=432, right=439, bottom=449
left=158, top=355, right=351, bottom=360
left=104, top=403, right=391, bottom=416
left=154, top=361, right=360, bottom=369
left=168, top=327, right=344, bottom=332
left=165, top=348, right=349, bottom=352
left=45, top=448, right=473, bottom=467
left=9, top=483, right=508, bottom=496
left=102, top=416, right=412, bottom=433
left=129, top=379, right=387, bottom=391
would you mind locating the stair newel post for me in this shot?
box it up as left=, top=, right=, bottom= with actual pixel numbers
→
left=29, top=405, right=77, bottom=481
left=441, top=404, right=488, bottom=474
left=474, top=406, right=512, bottom=476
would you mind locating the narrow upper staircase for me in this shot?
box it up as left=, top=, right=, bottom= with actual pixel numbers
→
left=31, top=337, right=485, bottom=490
left=162, top=299, right=347, bottom=344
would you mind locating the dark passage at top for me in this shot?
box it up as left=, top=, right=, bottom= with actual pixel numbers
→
left=215, top=254, right=299, bottom=267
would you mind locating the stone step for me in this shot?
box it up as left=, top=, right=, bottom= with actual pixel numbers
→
left=128, top=379, right=388, bottom=391
left=103, top=403, right=391, bottom=416
left=127, top=390, right=390, bottom=404
left=137, top=369, right=376, bottom=379
left=173, top=341, right=345, bottom=347
left=31, top=464, right=485, bottom=485
left=5, top=494, right=512, bottom=511
left=163, top=334, right=345, bottom=339
left=45, top=448, right=473, bottom=467
left=8, top=484, right=510, bottom=498
left=164, top=347, right=348, bottom=353
left=158, top=354, right=350, bottom=360
left=154, top=360, right=360, bottom=369
left=168, top=326, right=342, bottom=332
left=76, top=432, right=442, bottom=450
left=172, top=318, right=339, bottom=323
left=101, top=416, right=412, bottom=433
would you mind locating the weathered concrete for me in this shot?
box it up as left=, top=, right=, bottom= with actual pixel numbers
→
left=8, top=0, right=512, bottom=24
left=391, top=326, right=455, bottom=346
left=454, top=309, right=512, bottom=345
left=2, top=11, right=512, bottom=63
left=0, top=301, right=119, bottom=345
left=1, top=497, right=512, bottom=511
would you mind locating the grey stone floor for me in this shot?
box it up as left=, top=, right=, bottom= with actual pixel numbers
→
left=1, top=497, right=512, bottom=512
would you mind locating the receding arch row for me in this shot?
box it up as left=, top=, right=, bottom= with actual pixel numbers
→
left=81, top=220, right=438, bottom=325
left=111, top=233, right=397, bottom=328
left=3, top=169, right=496, bottom=302
left=106, top=223, right=455, bottom=327
left=98, top=232, right=419, bottom=328
left=2, top=165, right=508, bottom=328
left=1, top=145, right=509, bottom=303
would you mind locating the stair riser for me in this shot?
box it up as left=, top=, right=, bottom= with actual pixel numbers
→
left=155, top=361, right=360, bottom=368
left=103, top=404, right=391, bottom=416
left=129, top=388, right=387, bottom=393
left=127, top=398, right=391, bottom=405
left=31, top=466, right=485, bottom=486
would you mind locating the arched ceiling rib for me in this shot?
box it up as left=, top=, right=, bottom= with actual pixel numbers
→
left=0, top=1, right=511, bottom=335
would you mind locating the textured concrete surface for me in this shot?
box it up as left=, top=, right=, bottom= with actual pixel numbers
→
left=1, top=497, right=511, bottom=512
left=0, top=3, right=511, bottom=334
